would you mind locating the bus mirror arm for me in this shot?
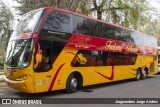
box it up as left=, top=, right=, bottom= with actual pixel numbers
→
left=36, top=43, right=42, bottom=62
left=36, top=50, right=42, bottom=62
left=34, top=49, right=42, bottom=68
left=34, top=43, right=43, bottom=68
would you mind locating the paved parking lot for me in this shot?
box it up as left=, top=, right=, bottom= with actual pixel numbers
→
left=0, top=74, right=160, bottom=107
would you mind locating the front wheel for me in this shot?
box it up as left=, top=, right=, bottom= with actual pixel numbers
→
left=66, top=74, right=78, bottom=93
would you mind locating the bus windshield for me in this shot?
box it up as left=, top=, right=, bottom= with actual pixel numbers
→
left=5, top=38, right=34, bottom=68
left=12, top=9, right=44, bottom=36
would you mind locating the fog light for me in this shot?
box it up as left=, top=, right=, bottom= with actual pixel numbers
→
left=23, top=85, right=26, bottom=89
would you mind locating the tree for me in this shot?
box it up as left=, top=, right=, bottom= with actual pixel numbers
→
left=14, top=0, right=82, bottom=15
left=14, top=0, right=160, bottom=39
left=74, top=0, right=152, bottom=31
left=14, top=0, right=55, bottom=15
left=85, top=0, right=152, bottom=28
left=0, top=0, right=13, bottom=63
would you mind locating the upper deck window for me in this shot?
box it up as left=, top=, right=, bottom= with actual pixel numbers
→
left=12, top=9, right=44, bottom=36
left=43, top=11, right=72, bottom=33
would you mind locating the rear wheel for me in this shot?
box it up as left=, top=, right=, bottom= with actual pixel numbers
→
left=142, top=69, right=147, bottom=79
left=135, top=69, right=141, bottom=81
left=66, top=74, right=78, bottom=93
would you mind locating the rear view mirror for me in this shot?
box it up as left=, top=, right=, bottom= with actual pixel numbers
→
left=34, top=43, right=42, bottom=68
left=36, top=50, right=42, bottom=63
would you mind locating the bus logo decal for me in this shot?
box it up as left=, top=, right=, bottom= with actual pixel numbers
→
left=95, top=66, right=114, bottom=80
left=48, top=63, right=65, bottom=91
left=105, top=41, right=122, bottom=52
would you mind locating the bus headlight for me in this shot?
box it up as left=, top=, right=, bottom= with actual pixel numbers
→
left=16, top=74, right=28, bottom=80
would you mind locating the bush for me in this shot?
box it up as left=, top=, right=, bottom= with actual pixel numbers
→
left=0, top=62, right=3, bottom=69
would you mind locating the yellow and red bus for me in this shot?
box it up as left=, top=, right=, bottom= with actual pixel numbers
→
left=4, top=7, right=158, bottom=93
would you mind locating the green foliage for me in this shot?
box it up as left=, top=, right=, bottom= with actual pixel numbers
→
left=14, top=0, right=56, bottom=15
left=78, top=0, right=160, bottom=39
left=14, top=0, right=82, bottom=15
left=0, top=0, right=14, bottom=65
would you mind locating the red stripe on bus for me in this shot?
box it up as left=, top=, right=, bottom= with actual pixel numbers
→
left=95, top=66, right=114, bottom=80
left=66, top=34, right=154, bottom=55
left=48, top=63, right=65, bottom=91
left=142, top=65, right=147, bottom=69
left=66, top=52, right=76, bottom=55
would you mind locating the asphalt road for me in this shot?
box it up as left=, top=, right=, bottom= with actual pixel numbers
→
left=1, top=74, right=160, bottom=107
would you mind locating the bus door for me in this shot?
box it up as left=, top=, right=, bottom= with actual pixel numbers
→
left=33, top=10, right=72, bottom=92
left=33, top=29, right=70, bottom=92
left=33, top=40, right=53, bottom=93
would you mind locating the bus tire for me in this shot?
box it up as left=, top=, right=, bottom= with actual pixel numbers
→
left=135, top=69, right=141, bottom=81
left=66, top=74, right=78, bottom=93
left=141, top=69, right=148, bottom=79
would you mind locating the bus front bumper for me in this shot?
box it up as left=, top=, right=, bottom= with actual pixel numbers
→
left=4, top=76, right=35, bottom=93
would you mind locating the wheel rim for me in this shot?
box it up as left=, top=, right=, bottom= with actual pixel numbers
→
left=70, top=78, right=77, bottom=89
left=137, top=71, right=140, bottom=79
left=143, top=70, right=147, bottom=78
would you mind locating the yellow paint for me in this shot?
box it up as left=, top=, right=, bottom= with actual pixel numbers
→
left=3, top=47, right=158, bottom=93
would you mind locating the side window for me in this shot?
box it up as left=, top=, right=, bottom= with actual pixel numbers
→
left=72, top=15, right=85, bottom=33
left=43, top=11, right=72, bottom=33
left=145, top=37, right=151, bottom=47
left=71, top=50, right=103, bottom=67
left=106, top=53, right=137, bottom=66
left=95, top=22, right=115, bottom=39
left=72, top=15, right=96, bottom=36
left=71, top=50, right=137, bottom=67
left=120, top=29, right=134, bottom=43
left=152, top=38, right=158, bottom=48
left=131, top=32, right=144, bottom=46
left=149, top=37, right=157, bottom=48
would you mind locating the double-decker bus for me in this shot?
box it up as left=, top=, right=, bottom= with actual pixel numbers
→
left=4, top=7, right=158, bottom=93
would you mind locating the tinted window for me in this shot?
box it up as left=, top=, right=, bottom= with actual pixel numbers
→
left=131, top=32, right=142, bottom=45
left=72, top=15, right=135, bottom=43
left=43, top=11, right=72, bottom=33
left=150, top=37, right=157, bottom=48
left=42, top=11, right=157, bottom=48
left=12, top=9, right=44, bottom=36
left=72, top=15, right=96, bottom=36
left=120, top=29, right=134, bottom=43
left=95, top=22, right=115, bottom=39
left=71, top=50, right=137, bottom=67
left=106, top=52, right=137, bottom=66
